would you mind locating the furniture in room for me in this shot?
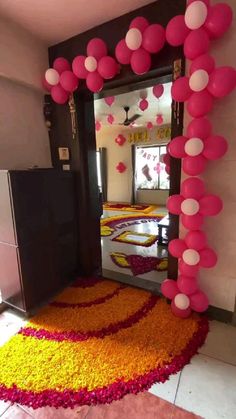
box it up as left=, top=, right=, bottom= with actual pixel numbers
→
left=0, top=169, right=77, bottom=314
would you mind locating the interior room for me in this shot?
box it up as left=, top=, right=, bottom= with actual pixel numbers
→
left=0, top=1, right=236, bottom=418
left=95, top=83, right=171, bottom=284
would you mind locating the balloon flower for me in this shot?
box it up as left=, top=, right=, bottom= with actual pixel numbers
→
left=115, top=135, right=126, bottom=146
left=161, top=277, right=209, bottom=318
left=72, top=38, right=118, bottom=93
left=115, top=16, right=165, bottom=75
left=167, top=177, right=223, bottom=230
left=116, top=162, right=127, bottom=173
left=44, top=57, right=77, bottom=104
left=171, top=54, right=236, bottom=117
left=168, top=117, right=228, bottom=175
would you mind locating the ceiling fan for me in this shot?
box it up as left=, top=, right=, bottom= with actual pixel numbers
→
left=119, top=106, right=141, bottom=126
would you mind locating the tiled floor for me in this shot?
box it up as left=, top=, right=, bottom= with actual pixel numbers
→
left=101, top=207, right=168, bottom=285
left=0, top=309, right=236, bottom=418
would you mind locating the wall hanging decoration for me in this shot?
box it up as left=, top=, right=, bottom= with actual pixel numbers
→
left=156, top=114, right=164, bottom=125
left=115, top=134, right=126, bottom=146
left=128, top=130, right=149, bottom=143
left=162, top=0, right=235, bottom=318
left=116, top=162, right=127, bottom=173
left=139, top=98, right=149, bottom=111
left=104, top=96, right=115, bottom=106
left=95, top=121, right=101, bottom=131
left=153, top=84, right=164, bottom=99
left=107, top=114, right=114, bottom=125
left=115, top=16, right=165, bottom=75
left=156, top=126, right=171, bottom=140
left=147, top=121, right=153, bottom=130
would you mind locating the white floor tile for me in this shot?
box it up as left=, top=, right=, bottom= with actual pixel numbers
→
left=175, top=354, right=236, bottom=419
left=148, top=372, right=180, bottom=403
left=199, top=320, right=236, bottom=366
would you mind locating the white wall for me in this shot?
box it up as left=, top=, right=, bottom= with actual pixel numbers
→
left=0, top=16, right=51, bottom=169
left=181, top=0, right=236, bottom=312
left=96, top=125, right=170, bottom=204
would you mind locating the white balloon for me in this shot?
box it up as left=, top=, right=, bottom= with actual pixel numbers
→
left=85, top=56, right=97, bottom=72
left=185, top=1, right=208, bottom=30
left=181, top=198, right=200, bottom=215
left=125, top=28, right=142, bottom=51
left=183, top=249, right=200, bottom=266
left=174, top=293, right=190, bottom=310
left=189, top=69, right=209, bottom=92
left=45, top=68, right=60, bottom=86
left=185, top=137, right=204, bottom=156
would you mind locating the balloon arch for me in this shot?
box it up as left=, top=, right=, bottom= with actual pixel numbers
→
left=44, top=1, right=235, bottom=318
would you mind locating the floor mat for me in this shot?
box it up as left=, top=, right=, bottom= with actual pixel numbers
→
left=0, top=278, right=208, bottom=409
left=101, top=213, right=165, bottom=237
left=103, top=203, right=157, bottom=214
left=112, top=231, right=158, bottom=247
left=110, top=252, right=168, bottom=275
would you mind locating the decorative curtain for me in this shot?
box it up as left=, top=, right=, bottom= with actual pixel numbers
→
left=99, top=147, right=107, bottom=203
left=131, top=145, right=136, bottom=205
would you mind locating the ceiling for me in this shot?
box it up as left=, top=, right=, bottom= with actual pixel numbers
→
left=94, top=82, right=172, bottom=128
left=0, top=0, right=152, bottom=46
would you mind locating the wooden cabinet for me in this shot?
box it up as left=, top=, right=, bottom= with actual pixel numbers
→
left=0, top=169, right=77, bottom=313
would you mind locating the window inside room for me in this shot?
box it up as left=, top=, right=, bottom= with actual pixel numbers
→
left=135, top=145, right=169, bottom=190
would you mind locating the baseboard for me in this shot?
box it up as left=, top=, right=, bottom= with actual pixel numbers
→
left=207, top=305, right=234, bottom=324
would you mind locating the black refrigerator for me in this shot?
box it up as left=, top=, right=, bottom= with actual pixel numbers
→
left=0, top=169, right=77, bottom=313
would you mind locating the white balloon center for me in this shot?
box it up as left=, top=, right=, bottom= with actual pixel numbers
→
left=185, top=1, right=208, bottom=30
left=85, top=56, right=97, bottom=72
left=125, top=28, right=142, bottom=51
left=189, top=69, right=209, bottom=92
left=183, top=249, right=200, bottom=266
left=45, top=68, right=60, bottom=86
left=174, top=293, right=190, bottom=310
left=184, top=137, right=204, bottom=156
left=181, top=198, right=200, bottom=215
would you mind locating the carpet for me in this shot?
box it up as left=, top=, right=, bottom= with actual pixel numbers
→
left=103, top=203, right=157, bottom=214
left=0, top=278, right=208, bottom=409
left=112, top=231, right=158, bottom=247
left=101, top=213, right=165, bottom=237
left=110, top=252, right=168, bottom=275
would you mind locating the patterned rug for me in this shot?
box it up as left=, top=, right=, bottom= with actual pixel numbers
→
left=0, top=278, right=208, bottom=409
left=101, top=213, right=165, bottom=237
left=110, top=252, right=168, bottom=275
left=103, top=203, right=157, bottom=214
left=112, top=231, right=158, bottom=247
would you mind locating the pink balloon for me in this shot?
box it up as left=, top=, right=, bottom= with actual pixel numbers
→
left=42, top=77, right=52, bottom=92
left=142, top=24, right=165, bottom=54
left=60, top=71, right=79, bottom=93
left=169, top=136, right=188, bottom=158
left=167, top=194, right=184, bottom=215
left=171, top=77, right=192, bottom=102
left=86, top=72, right=104, bottom=93
left=129, top=16, right=149, bottom=33
left=107, top=114, right=114, bottom=125
left=171, top=300, right=192, bottom=318
left=139, top=99, right=149, bottom=111
left=190, top=291, right=209, bottom=312
left=199, top=194, right=223, bottom=216
left=177, top=275, right=198, bottom=295
left=130, top=48, right=151, bottom=75
left=147, top=121, right=153, bottom=129
left=53, top=57, right=71, bottom=74
left=181, top=214, right=204, bottom=230
left=98, top=56, right=118, bottom=80
left=203, top=135, right=228, bottom=160
left=183, top=155, right=207, bottom=176
left=72, top=56, right=88, bottom=79
left=161, top=279, right=179, bottom=299
left=163, top=153, right=170, bottom=165
left=181, top=177, right=205, bottom=199
left=95, top=121, right=101, bottom=131
left=169, top=239, right=187, bottom=258
left=187, top=0, right=210, bottom=6
left=115, top=39, right=132, bottom=65
left=165, top=165, right=170, bottom=175
left=153, top=84, right=164, bottom=98
left=207, top=66, right=236, bottom=98
left=51, top=85, right=69, bottom=104
left=104, top=96, right=115, bottom=106
left=184, top=28, right=210, bottom=60
left=204, top=3, right=233, bottom=39
left=87, top=38, right=107, bottom=61
left=199, top=247, right=217, bottom=268
left=166, top=15, right=190, bottom=46
left=187, top=90, right=214, bottom=118
left=187, top=117, right=212, bottom=139
left=185, top=230, right=207, bottom=251
left=190, top=54, right=215, bottom=76
left=179, top=258, right=200, bottom=277
left=156, top=114, right=164, bottom=125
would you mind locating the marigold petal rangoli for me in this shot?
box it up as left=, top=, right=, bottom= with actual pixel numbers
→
left=0, top=278, right=208, bottom=409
